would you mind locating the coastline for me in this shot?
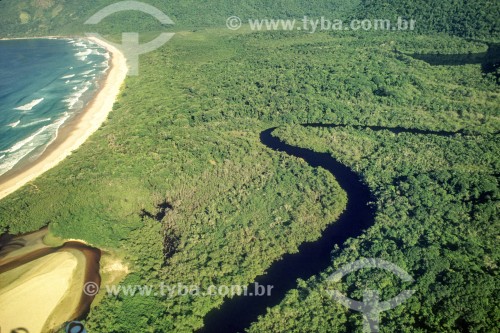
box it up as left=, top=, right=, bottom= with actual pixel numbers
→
left=0, top=36, right=128, bottom=200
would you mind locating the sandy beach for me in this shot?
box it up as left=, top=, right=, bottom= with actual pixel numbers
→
left=0, top=36, right=128, bottom=200
left=0, top=228, right=102, bottom=333
left=0, top=251, right=82, bottom=333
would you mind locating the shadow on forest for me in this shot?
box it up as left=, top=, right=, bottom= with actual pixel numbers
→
left=405, top=43, right=500, bottom=82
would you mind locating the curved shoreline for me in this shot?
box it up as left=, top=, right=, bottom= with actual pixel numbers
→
left=0, top=36, right=128, bottom=200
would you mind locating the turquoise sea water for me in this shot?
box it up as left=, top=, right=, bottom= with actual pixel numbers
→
left=0, top=38, right=109, bottom=176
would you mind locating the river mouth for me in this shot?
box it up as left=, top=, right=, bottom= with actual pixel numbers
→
left=0, top=228, right=101, bottom=333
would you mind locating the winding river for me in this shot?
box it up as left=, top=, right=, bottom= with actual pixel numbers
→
left=200, top=124, right=466, bottom=333
left=0, top=42, right=496, bottom=333
left=0, top=123, right=477, bottom=333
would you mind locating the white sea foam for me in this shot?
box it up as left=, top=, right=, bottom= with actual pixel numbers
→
left=1, top=125, right=49, bottom=154
left=102, top=59, right=110, bottom=65
left=91, top=49, right=107, bottom=57
left=14, top=98, right=45, bottom=111
left=62, top=74, right=75, bottom=79
left=0, top=113, right=70, bottom=176
left=74, top=41, right=87, bottom=48
left=75, top=49, right=92, bottom=61
left=95, top=59, right=110, bottom=74
left=7, top=120, right=20, bottom=128
left=19, top=118, right=51, bottom=128
left=64, top=82, right=91, bottom=109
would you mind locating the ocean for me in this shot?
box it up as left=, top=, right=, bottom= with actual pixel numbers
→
left=0, top=38, right=109, bottom=177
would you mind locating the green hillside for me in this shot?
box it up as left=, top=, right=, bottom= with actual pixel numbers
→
left=2, top=0, right=499, bottom=38
left=356, top=0, right=500, bottom=38
left=0, top=0, right=358, bottom=36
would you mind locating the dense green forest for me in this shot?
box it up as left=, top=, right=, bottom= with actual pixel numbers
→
left=0, top=0, right=499, bottom=332
left=0, top=0, right=358, bottom=36
left=249, top=125, right=499, bottom=332
left=357, top=0, right=500, bottom=38
left=2, top=0, right=498, bottom=39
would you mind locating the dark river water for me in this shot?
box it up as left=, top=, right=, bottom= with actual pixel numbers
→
left=0, top=39, right=497, bottom=333
left=199, top=124, right=465, bottom=333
